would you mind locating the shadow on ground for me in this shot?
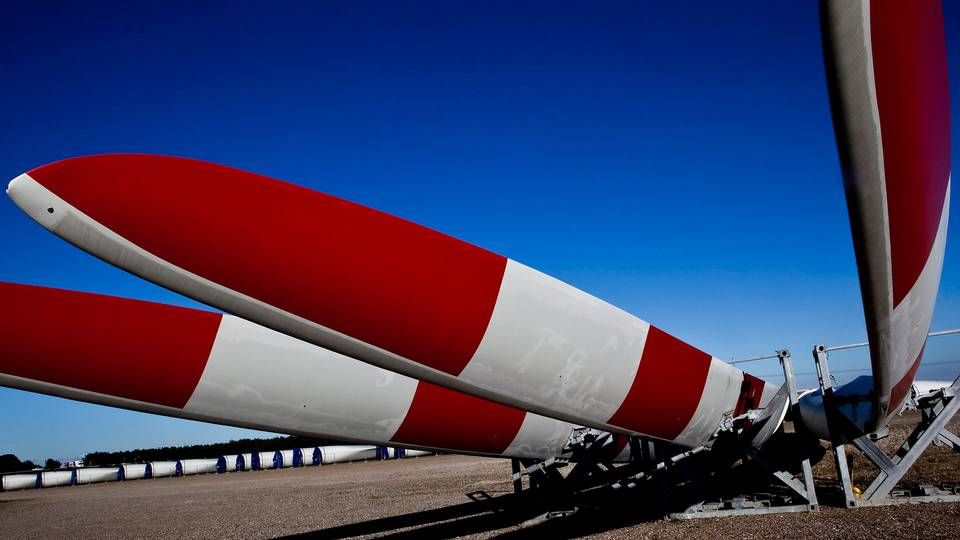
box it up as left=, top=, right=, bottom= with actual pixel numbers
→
left=279, top=451, right=808, bottom=539
left=279, top=485, right=668, bottom=539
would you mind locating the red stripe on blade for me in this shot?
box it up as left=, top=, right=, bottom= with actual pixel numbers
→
left=889, top=345, right=926, bottom=411
left=606, top=326, right=712, bottom=440
left=734, top=373, right=766, bottom=417
left=390, top=381, right=526, bottom=454
left=28, top=155, right=507, bottom=376
left=0, top=283, right=220, bottom=408
left=870, top=1, right=951, bottom=306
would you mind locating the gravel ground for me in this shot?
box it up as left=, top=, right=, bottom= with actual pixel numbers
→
left=1, top=412, right=958, bottom=539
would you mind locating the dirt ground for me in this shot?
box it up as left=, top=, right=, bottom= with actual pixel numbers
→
left=1, top=412, right=959, bottom=539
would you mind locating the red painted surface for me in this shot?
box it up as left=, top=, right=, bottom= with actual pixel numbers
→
left=889, top=346, right=926, bottom=412
left=734, top=373, right=766, bottom=417
left=29, top=155, right=507, bottom=376
left=606, top=326, right=712, bottom=440
left=870, top=1, right=951, bottom=306
left=0, top=283, right=220, bottom=408
left=390, top=381, right=527, bottom=454
left=612, top=434, right=630, bottom=454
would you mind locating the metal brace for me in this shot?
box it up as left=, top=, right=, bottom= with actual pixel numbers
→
left=812, top=345, right=960, bottom=506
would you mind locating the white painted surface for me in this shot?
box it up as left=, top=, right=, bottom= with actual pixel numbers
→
left=253, top=452, right=278, bottom=470
left=149, top=461, right=179, bottom=478
left=75, top=467, right=120, bottom=484
left=179, top=459, right=218, bottom=475
left=912, top=380, right=952, bottom=400
left=503, top=412, right=576, bottom=461
left=278, top=450, right=296, bottom=468
left=461, top=260, right=647, bottom=424
left=186, top=316, right=417, bottom=444
left=320, top=445, right=378, bottom=464
left=2, top=473, right=37, bottom=491
left=40, top=470, right=73, bottom=487
left=300, top=447, right=320, bottom=466
left=673, top=358, right=744, bottom=448
left=221, top=455, right=243, bottom=472
left=121, top=463, right=150, bottom=480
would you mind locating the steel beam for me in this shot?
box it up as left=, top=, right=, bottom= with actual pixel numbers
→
left=812, top=345, right=858, bottom=507
left=863, top=378, right=960, bottom=500
left=778, top=349, right=819, bottom=510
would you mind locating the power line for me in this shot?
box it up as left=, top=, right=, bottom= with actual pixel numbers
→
left=730, top=328, right=960, bottom=364
left=753, top=359, right=960, bottom=379
left=824, top=328, right=960, bottom=352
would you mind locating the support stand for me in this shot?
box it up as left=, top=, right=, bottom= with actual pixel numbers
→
left=812, top=344, right=859, bottom=507
left=510, top=431, right=639, bottom=495
left=670, top=349, right=819, bottom=518
left=502, top=342, right=960, bottom=524
left=507, top=348, right=822, bottom=519
left=812, top=345, right=960, bottom=506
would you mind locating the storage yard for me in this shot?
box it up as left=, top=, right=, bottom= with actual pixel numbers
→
left=0, top=446, right=430, bottom=491
left=1, top=413, right=959, bottom=539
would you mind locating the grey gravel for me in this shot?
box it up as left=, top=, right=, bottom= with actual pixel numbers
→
left=1, top=411, right=958, bottom=539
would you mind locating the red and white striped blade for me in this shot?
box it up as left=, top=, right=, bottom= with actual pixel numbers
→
left=821, top=0, right=951, bottom=427
left=0, top=282, right=591, bottom=461
left=7, top=155, right=773, bottom=447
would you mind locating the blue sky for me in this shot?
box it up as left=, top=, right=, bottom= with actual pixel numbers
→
left=1, top=1, right=959, bottom=462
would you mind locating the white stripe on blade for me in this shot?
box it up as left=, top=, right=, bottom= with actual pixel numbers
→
left=460, top=259, right=648, bottom=423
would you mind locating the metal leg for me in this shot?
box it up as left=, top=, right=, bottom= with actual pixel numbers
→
left=936, top=428, right=960, bottom=451
left=812, top=345, right=858, bottom=507
left=511, top=458, right=523, bottom=494
left=778, top=349, right=819, bottom=510
left=667, top=350, right=820, bottom=518
left=811, top=344, right=960, bottom=506
left=862, top=379, right=960, bottom=500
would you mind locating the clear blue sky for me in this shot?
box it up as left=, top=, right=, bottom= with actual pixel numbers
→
left=1, top=1, right=959, bottom=462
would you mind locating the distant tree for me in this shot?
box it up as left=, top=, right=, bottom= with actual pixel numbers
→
left=44, top=458, right=62, bottom=470
left=83, top=435, right=341, bottom=466
left=0, top=454, right=25, bottom=473
left=1, top=455, right=42, bottom=472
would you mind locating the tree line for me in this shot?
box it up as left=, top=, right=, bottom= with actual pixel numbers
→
left=1, top=435, right=341, bottom=472
left=83, top=435, right=339, bottom=466
left=0, top=455, right=61, bottom=473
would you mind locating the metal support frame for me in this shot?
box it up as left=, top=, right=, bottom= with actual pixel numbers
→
left=511, top=458, right=523, bottom=494
left=812, top=345, right=960, bottom=506
left=812, top=344, right=859, bottom=507
left=509, top=430, right=618, bottom=495
left=510, top=456, right=567, bottom=493
left=501, top=336, right=960, bottom=521
left=669, top=349, right=819, bottom=518
left=505, top=347, right=823, bottom=519
left=776, top=349, right=819, bottom=510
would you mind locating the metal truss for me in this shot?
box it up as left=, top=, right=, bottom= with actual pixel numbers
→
left=812, top=345, right=960, bottom=507
left=504, top=342, right=960, bottom=522
left=508, top=349, right=821, bottom=519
